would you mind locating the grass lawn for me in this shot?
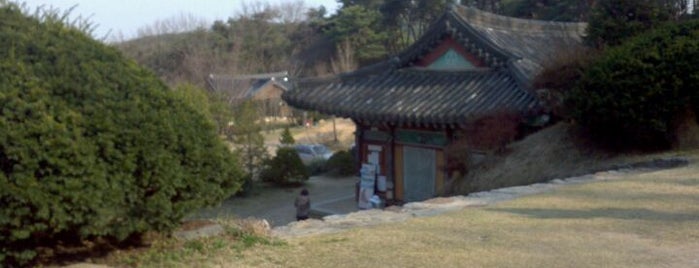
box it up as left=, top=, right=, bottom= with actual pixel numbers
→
left=113, top=158, right=699, bottom=267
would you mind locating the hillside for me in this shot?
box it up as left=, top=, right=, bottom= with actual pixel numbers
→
left=114, top=30, right=228, bottom=87
left=458, top=122, right=698, bottom=194
left=112, top=15, right=335, bottom=87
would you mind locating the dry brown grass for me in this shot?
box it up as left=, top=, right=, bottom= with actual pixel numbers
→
left=196, top=163, right=699, bottom=268
left=98, top=218, right=281, bottom=267
left=291, top=118, right=355, bottom=148
left=262, top=118, right=355, bottom=154
left=457, top=122, right=683, bottom=193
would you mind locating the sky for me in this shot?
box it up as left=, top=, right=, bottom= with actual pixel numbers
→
left=17, top=0, right=340, bottom=41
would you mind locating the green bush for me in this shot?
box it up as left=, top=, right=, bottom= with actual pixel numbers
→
left=306, top=159, right=329, bottom=176
left=235, top=174, right=254, bottom=197
left=585, top=0, right=674, bottom=48
left=0, top=5, right=242, bottom=266
left=259, top=147, right=309, bottom=186
left=279, top=126, right=295, bottom=145
left=569, top=20, right=699, bottom=149
left=325, top=150, right=356, bottom=176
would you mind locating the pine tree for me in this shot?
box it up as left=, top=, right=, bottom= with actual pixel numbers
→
left=231, top=101, right=269, bottom=177
left=280, top=126, right=295, bottom=145
left=585, top=0, right=677, bottom=48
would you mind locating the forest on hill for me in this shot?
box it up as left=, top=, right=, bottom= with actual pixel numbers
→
left=114, top=0, right=696, bottom=87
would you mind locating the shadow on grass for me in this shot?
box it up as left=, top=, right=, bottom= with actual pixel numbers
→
left=654, top=177, right=699, bottom=186
left=489, top=207, right=699, bottom=222
left=554, top=190, right=699, bottom=204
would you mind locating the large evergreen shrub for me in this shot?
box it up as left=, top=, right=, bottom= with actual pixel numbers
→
left=569, top=20, right=699, bottom=149
left=0, top=4, right=242, bottom=265
left=259, top=147, right=309, bottom=186
left=324, top=150, right=356, bottom=176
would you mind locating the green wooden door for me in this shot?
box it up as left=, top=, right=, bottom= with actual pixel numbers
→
left=403, top=146, right=436, bottom=202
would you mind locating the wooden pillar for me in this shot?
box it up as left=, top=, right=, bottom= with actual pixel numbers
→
left=388, top=124, right=396, bottom=201
left=394, top=145, right=404, bottom=201
left=354, top=121, right=363, bottom=176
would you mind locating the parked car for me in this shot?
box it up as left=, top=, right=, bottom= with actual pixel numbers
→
left=294, top=144, right=333, bottom=165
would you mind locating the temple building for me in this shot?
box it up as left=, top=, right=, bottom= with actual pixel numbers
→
left=283, top=5, right=586, bottom=203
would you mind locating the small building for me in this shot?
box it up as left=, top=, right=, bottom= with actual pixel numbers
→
left=207, top=71, right=293, bottom=118
left=283, top=5, right=586, bottom=203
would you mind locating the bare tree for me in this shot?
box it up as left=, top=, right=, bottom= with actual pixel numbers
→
left=118, top=0, right=325, bottom=89
left=330, top=39, right=358, bottom=75
left=461, top=0, right=503, bottom=14
left=328, top=39, right=359, bottom=143
left=236, top=1, right=268, bottom=17
left=278, top=0, right=308, bottom=23
left=136, top=12, right=209, bottom=37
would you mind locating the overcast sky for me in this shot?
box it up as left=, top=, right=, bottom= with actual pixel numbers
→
left=17, top=0, right=339, bottom=41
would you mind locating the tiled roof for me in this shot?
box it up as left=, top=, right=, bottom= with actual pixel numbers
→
left=285, top=68, right=539, bottom=126
left=207, top=72, right=291, bottom=103
left=396, top=5, right=586, bottom=84
left=283, top=5, right=585, bottom=125
left=452, top=5, right=586, bottom=82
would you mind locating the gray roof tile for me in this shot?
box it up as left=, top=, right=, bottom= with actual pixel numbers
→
left=285, top=68, right=538, bottom=125
left=207, top=72, right=291, bottom=103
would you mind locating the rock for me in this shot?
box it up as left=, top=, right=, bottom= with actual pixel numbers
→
left=63, top=263, right=111, bottom=268
left=384, top=205, right=404, bottom=213
left=551, top=179, right=566, bottom=184
left=174, top=223, right=224, bottom=241
left=563, top=174, right=595, bottom=184
left=422, top=197, right=458, bottom=204
left=491, top=185, right=546, bottom=196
